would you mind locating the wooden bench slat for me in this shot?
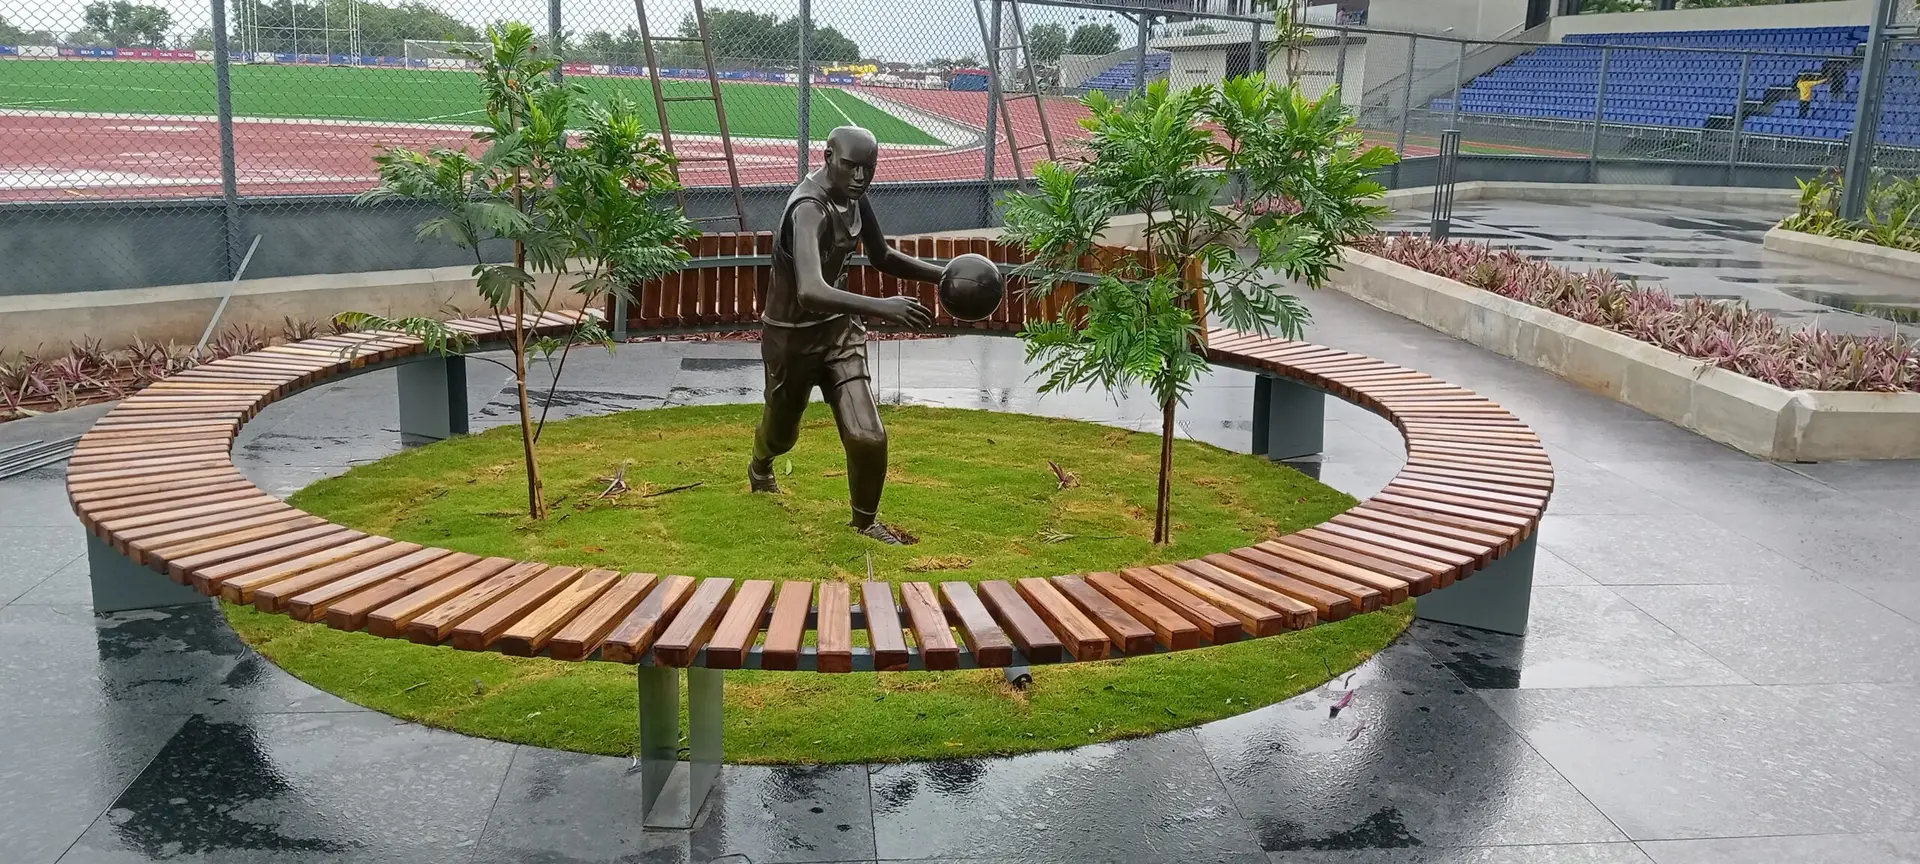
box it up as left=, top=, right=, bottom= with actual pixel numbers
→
left=1335, top=512, right=1502, bottom=566
left=653, top=577, right=735, bottom=667
left=1151, top=563, right=1296, bottom=635
left=162, top=520, right=343, bottom=581
left=71, top=465, right=243, bottom=496
left=129, top=510, right=315, bottom=566
left=218, top=535, right=393, bottom=603
left=282, top=545, right=453, bottom=620
left=441, top=566, right=588, bottom=652
left=1302, top=522, right=1475, bottom=573
left=497, top=568, right=623, bottom=657
left=1014, top=577, right=1110, bottom=660
left=1393, top=475, right=1550, bottom=508
left=1199, top=552, right=1354, bottom=620
left=761, top=581, right=813, bottom=671
left=1262, top=537, right=1426, bottom=600
left=111, top=501, right=293, bottom=543
left=900, top=581, right=960, bottom=670
left=815, top=582, right=854, bottom=672
left=1405, top=454, right=1555, bottom=482
left=1118, top=567, right=1243, bottom=644
left=1383, top=483, right=1542, bottom=518
left=255, top=541, right=432, bottom=614
left=397, top=560, right=549, bottom=643
left=1230, top=545, right=1391, bottom=610
left=546, top=573, right=658, bottom=660
left=75, top=478, right=256, bottom=516
left=978, top=580, right=1064, bottom=664
left=1358, top=500, right=1522, bottom=544
left=939, top=582, right=1014, bottom=667
left=83, top=484, right=262, bottom=524
left=705, top=579, right=775, bottom=669
left=1401, top=463, right=1553, bottom=492
left=1372, top=491, right=1535, bottom=535
left=1170, top=559, right=1318, bottom=626
left=1085, top=571, right=1200, bottom=651
left=323, top=551, right=483, bottom=631
left=601, top=574, right=697, bottom=662
left=90, top=492, right=279, bottom=533
left=862, top=581, right=911, bottom=671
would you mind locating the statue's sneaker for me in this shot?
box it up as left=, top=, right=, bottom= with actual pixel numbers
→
left=857, top=522, right=910, bottom=545
left=748, top=461, right=781, bottom=493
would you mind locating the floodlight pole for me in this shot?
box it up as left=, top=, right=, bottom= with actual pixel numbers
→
left=210, top=0, right=242, bottom=279
left=1841, top=0, right=1900, bottom=219
left=797, top=0, right=812, bottom=181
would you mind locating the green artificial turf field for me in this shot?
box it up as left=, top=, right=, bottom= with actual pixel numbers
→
left=0, top=58, right=944, bottom=144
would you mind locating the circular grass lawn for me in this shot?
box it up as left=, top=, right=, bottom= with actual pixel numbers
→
left=222, top=402, right=1411, bottom=764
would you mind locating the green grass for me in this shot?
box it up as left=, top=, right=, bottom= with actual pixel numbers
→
left=0, top=59, right=943, bottom=145
left=223, top=403, right=1409, bottom=764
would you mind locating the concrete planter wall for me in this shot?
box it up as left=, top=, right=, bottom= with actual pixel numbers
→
left=1762, top=226, right=1920, bottom=281
left=0, top=265, right=586, bottom=359
left=1328, top=249, right=1920, bottom=462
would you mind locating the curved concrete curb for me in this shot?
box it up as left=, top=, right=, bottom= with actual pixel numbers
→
left=1763, top=225, right=1920, bottom=281
left=1328, top=248, right=1920, bottom=462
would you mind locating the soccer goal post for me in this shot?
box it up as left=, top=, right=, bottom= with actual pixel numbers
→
left=403, top=39, right=486, bottom=69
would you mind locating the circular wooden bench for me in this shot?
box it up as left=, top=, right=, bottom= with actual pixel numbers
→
left=66, top=238, right=1552, bottom=826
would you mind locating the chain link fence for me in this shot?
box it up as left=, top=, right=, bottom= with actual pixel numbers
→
left=0, top=0, right=1909, bottom=300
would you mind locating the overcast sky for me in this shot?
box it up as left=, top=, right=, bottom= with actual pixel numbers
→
left=9, top=0, right=1143, bottom=63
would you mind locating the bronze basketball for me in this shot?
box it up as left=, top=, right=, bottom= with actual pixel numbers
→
left=938, top=253, right=1006, bottom=322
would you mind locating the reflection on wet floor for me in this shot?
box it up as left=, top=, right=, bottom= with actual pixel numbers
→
left=1385, top=199, right=1920, bottom=336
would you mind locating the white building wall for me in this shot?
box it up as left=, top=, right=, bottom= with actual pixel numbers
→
left=1549, top=1, right=1875, bottom=41
left=1167, top=46, right=1230, bottom=90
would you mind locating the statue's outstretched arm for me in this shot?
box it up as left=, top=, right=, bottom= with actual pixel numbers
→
left=792, top=202, right=932, bottom=329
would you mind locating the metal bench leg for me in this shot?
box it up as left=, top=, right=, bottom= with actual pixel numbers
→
left=639, top=664, right=723, bottom=830
left=87, top=534, right=205, bottom=614
left=1416, top=532, right=1537, bottom=636
left=1252, top=374, right=1325, bottom=461
left=397, top=354, right=468, bottom=444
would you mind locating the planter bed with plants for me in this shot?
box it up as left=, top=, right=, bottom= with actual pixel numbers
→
left=1333, top=235, right=1920, bottom=462
left=1762, top=173, right=1920, bottom=280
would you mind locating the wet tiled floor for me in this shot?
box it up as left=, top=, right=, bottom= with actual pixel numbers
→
left=1386, top=199, right=1920, bottom=336
left=5, top=281, right=1920, bottom=863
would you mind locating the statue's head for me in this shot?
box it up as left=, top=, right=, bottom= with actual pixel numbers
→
left=821, top=126, right=878, bottom=202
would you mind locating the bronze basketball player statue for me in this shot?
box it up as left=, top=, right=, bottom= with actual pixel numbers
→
left=750, top=126, right=939, bottom=544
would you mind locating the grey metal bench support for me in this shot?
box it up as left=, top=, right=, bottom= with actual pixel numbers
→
left=397, top=354, right=469, bottom=444
left=88, top=534, right=205, bottom=613
left=1413, top=532, right=1537, bottom=636
left=639, top=664, right=723, bottom=830
left=1252, top=374, right=1326, bottom=461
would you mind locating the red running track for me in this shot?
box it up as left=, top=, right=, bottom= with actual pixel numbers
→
left=0, top=88, right=1427, bottom=202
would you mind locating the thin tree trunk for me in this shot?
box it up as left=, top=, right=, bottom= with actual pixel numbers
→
left=512, top=222, right=546, bottom=520
left=1154, top=396, right=1176, bottom=545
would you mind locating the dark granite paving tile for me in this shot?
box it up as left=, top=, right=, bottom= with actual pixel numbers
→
left=0, top=604, right=240, bottom=718
left=0, top=523, right=84, bottom=605
left=1268, top=844, right=1654, bottom=863
left=869, top=732, right=1262, bottom=863
left=1481, top=686, right=1920, bottom=841
left=1693, top=502, right=1920, bottom=584
left=198, top=653, right=368, bottom=716
left=60, top=711, right=513, bottom=863
left=1591, top=459, right=1858, bottom=518
left=1194, top=643, right=1624, bottom=852
left=469, top=749, right=876, bottom=864
left=1852, top=581, right=1920, bottom=625
left=1530, top=548, right=1599, bottom=587
left=0, top=710, right=188, bottom=864
left=10, top=556, right=94, bottom=607
left=1539, top=514, right=1819, bottom=586
left=1637, top=832, right=1920, bottom=864
left=1532, top=465, right=1687, bottom=517
left=1762, top=683, right=1920, bottom=785
left=0, top=475, right=80, bottom=527
left=1411, top=587, right=1747, bottom=690
left=1613, top=584, right=1920, bottom=685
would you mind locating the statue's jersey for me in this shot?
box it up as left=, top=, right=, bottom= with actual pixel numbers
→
left=763, top=171, right=871, bottom=329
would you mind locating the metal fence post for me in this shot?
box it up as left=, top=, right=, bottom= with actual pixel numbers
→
left=1588, top=45, right=1611, bottom=183
left=1451, top=40, right=1466, bottom=128
left=1134, top=12, right=1150, bottom=96
left=1334, top=28, right=1348, bottom=100
left=549, top=0, right=563, bottom=82
left=211, top=0, right=241, bottom=279
left=1842, top=0, right=1900, bottom=219
left=1729, top=51, right=1751, bottom=183
left=1392, top=35, right=1416, bottom=187
left=1249, top=21, right=1263, bottom=76
left=984, top=0, right=1001, bottom=190
left=797, top=0, right=811, bottom=182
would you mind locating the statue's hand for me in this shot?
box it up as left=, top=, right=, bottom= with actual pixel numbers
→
left=876, top=295, right=933, bottom=330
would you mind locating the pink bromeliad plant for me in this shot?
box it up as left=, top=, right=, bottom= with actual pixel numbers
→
left=1352, top=234, right=1920, bottom=394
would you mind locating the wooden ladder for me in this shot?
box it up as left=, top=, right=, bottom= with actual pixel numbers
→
left=632, top=0, right=749, bottom=231
left=973, top=0, right=1059, bottom=182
